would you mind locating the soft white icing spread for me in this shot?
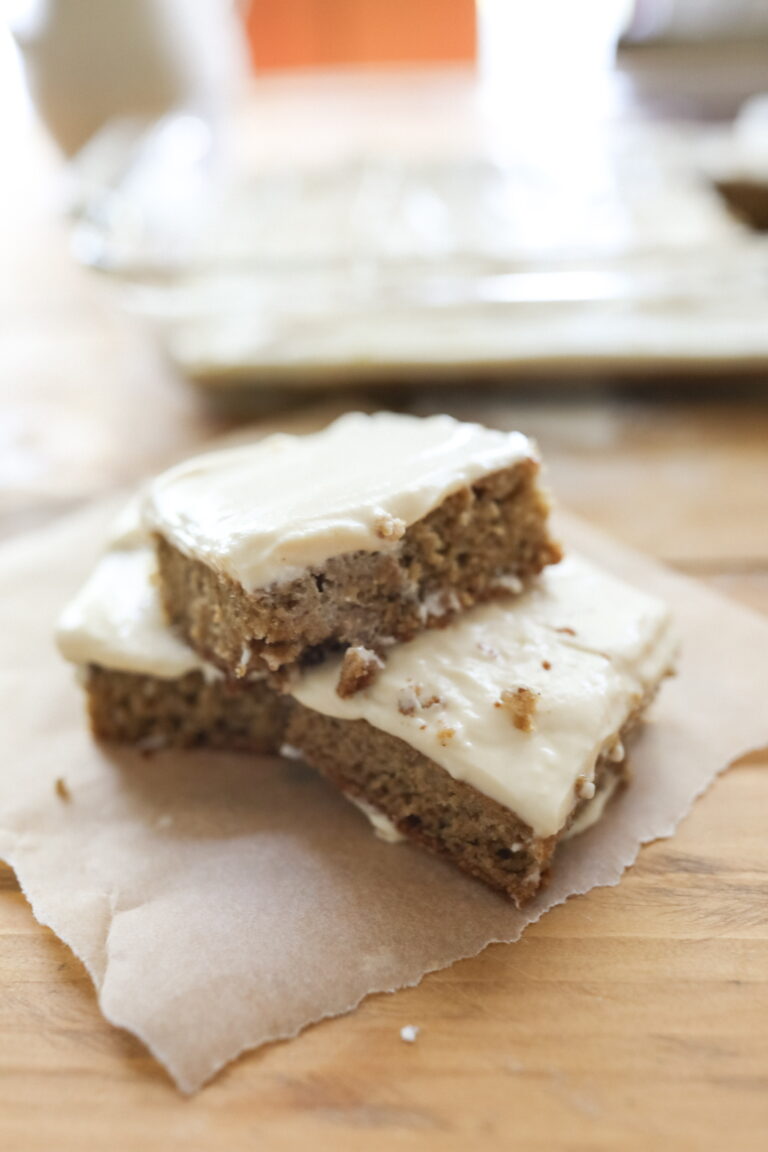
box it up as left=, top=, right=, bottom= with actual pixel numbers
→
left=143, top=412, right=534, bottom=590
left=56, top=516, right=212, bottom=681
left=292, top=555, right=676, bottom=838
left=103, top=493, right=150, bottom=551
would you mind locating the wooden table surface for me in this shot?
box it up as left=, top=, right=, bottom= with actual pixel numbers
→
left=1, top=63, right=768, bottom=1151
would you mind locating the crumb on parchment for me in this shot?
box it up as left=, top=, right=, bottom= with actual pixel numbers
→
left=54, top=777, right=71, bottom=802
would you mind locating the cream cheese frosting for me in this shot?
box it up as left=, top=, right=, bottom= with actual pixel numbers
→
left=291, top=555, right=676, bottom=838
left=56, top=502, right=212, bottom=681
left=56, top=546, right=211, bottom=680
left=142, top=412, right=535, bottom=590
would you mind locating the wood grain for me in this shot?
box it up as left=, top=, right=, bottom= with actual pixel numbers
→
left=1, top=65, right=767, bottom=1151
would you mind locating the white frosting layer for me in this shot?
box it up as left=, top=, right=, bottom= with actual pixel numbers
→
left=56, top=520, right=211, bottom=681
left=346, top=796, right=405, bottom=844
left=143, top=412, right=534, bottom=590
left=103, top=493, right=150, bottom=551
left=292, top=555, right=676, bottom=838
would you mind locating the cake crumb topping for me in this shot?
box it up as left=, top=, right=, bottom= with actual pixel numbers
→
left=555, top=626, right=577, bottom=636
left=54, top=777, right=71, bottom=802
left=575, top=775, right=596, bottom=800
left=398, top=683, right=442, bottom=715
left=437, top=727, right=455, bottom=746
left=495, top=687, right=538, bottom=732
left=397, top=685, right=420, bottom=715
left=337, top=646, right=385, bottom=698
left=374, top=512, right=407, bottom=541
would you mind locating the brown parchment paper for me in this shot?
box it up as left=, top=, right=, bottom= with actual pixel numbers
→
left=1, top=501, right=767, bottom=1093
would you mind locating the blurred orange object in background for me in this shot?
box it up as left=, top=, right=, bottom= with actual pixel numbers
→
left=244, top=0, right=476, bottom=70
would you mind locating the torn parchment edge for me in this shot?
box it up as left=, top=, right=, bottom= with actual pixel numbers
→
left=1, top=734, right=763, bottom=1094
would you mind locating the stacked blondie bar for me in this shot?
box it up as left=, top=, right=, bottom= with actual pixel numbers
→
left=57, top=412, right=676, bottom=906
